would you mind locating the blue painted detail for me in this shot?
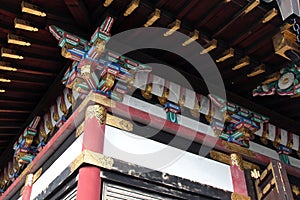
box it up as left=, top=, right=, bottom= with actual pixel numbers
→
left=95, top=89, right=111, bottom=97
left=164, top=102, right=181, bottom=112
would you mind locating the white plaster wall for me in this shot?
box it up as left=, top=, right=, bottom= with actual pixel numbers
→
left=30, top=134, right=83, bottom=200
left=103, top=126, right=233, bottom=192
left=289, top=156, right=300, bottom=168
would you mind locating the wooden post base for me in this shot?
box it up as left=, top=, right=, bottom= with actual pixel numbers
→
left=76, top=166, right=101, bottom=200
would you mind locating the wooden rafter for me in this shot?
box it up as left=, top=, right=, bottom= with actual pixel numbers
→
left=0, top=109, right=30, bottom=114
left=64, top=0, right=91, bottom=29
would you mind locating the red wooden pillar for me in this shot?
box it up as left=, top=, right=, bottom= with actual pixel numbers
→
left=22, top=173, right=33, bottom=200
left=76, top=105, right=107, bottom=200
left=230, top=153, right=250, bottom=199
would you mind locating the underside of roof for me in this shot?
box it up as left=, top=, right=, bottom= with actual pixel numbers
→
left=0, top=0, right=300, bottom=164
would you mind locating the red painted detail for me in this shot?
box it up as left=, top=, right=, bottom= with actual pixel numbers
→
left=21, top=185, right=32, bottom=200
left=76, top=166, right=101, bottom=200
left=76, top=107, right=106, bottom=199
left=82, top=113, right=105, bottom=153
left=230, top=163, right=248, bottom=196
left=21, top=174, right=33, bottom=200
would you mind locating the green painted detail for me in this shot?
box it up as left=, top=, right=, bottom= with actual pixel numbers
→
left=110, top=92, right=122, bottom=102
left=166, top=112, right=178, bottom=124
left=279, top=154, right=290, bottom=165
